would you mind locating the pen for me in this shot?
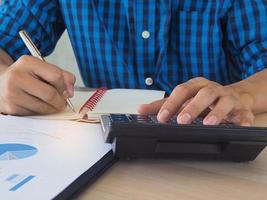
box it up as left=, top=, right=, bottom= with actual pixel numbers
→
left=18, top=30, right=76, bottom=113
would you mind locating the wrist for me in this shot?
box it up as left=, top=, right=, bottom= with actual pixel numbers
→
left=0, top=63, right=8, bottom=74
left=0, top=49, right=13, bottom=74
left=226, top=80, right=255, bottom=112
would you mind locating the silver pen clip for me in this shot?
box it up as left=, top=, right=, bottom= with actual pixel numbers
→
left=19, top=30, right=44, bottom=61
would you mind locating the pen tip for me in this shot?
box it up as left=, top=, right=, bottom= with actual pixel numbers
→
left=71, top=107, right=76, bottom=113
left=66, top=98, right=76, bottom=113
left=69, top=104, right=76, bottom=113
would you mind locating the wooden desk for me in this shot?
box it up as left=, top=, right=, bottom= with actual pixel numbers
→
left=76, top=113, right=267, bottom=200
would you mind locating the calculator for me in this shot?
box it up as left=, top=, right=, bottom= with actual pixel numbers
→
left=100, top=114, right=267, bottom=162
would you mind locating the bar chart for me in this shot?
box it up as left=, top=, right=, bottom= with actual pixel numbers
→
left=5, top=174, right=35, bottom=191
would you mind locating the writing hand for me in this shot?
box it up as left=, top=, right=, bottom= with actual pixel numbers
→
left=0, top=55, right=75, bottom=115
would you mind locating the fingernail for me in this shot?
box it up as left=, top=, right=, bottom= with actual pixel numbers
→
left=178, top=113, right=191, bottom=124
left=137, top=104, right=147, bottom=114
left=204, top=116, right=218, bottom=125
left=241, top=122, right=251, bottom=127
left=157, top=109, right=170, bottom=122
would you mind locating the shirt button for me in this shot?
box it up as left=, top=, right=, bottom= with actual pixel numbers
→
left=145, top=77, right=153, bottom=86
left=142, top=30, right=150, bottom=39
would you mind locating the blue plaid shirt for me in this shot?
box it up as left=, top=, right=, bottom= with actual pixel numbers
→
left=0, top=0, right=267, bottom=94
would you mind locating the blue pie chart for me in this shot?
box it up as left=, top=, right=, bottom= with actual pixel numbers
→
left=0, top=144, right=38, bottom=160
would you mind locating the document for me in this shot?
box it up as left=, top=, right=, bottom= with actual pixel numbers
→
left=0, top=115, right=112, bottom=200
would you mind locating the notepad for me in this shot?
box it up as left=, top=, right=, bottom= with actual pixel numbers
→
left=30, top=88, right=165, bottom=122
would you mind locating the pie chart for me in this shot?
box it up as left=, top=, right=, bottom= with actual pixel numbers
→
left=0, top=144, right=38, bottom=160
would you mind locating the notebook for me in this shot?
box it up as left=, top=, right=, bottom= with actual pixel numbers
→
left=30, top=88, right=165, bottom=122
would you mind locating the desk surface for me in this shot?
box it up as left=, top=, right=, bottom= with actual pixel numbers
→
left=76, top=113, right=267, bottom=200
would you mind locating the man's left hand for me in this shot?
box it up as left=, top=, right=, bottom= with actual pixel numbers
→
left=138, top=77, right=255, bottom=126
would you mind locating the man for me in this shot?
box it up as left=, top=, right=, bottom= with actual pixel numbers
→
left=0, top=0, right=267, bottom=126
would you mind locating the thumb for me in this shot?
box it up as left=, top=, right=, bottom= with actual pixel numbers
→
left=138, top=98, right=167, bottom=115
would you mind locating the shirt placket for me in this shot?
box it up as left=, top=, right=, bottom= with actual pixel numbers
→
left=135, top=0, right=156, bottom=88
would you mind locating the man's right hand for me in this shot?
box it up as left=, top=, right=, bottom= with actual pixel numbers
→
left=0, top=55, right=76, bottom=115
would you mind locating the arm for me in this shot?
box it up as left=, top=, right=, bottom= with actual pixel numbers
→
left=0, top=0, right=66, bottom=60
left=229, top=68, right=267, bottom=114
left=224, top=0, right=267, bottom=114
left=0, top=49, right=13, bottom=73
left=139, top=0, right=267, bottom=126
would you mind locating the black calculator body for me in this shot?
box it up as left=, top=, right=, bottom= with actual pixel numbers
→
left=100, top=114, right=267, bottom=162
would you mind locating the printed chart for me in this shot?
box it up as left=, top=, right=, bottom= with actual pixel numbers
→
left=5, top=173, right=35, bottom=191
left=0, top=144, right=38, bottom=160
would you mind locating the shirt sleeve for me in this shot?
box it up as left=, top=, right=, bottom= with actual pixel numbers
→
left=226, top=0, right=267, bottom=79
left=0, top=0, right=65, bottom=60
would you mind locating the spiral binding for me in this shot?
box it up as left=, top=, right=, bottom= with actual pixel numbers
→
left=79, top=87, right=107, bottom=113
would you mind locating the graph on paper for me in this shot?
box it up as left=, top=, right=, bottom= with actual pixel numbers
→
left=5, top=173, right=35, bottom=191
left=0, top=144, right=38, bottom=160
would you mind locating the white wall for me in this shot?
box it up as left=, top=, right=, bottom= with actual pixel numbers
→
left=45, top=31, right=84, bottom=86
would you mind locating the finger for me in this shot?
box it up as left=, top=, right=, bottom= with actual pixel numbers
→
left=178, top=98, right=193, bottom=112
left=203, top=96, right=235, bottom=125
left=20, top=74, right=66, bottom=111
left=239, top=110, right=255, bottom=126
left=20, top=56, right=67, bottom=95
left=139, top=98, right=194, bottom=116
left=62, top=71, right=76, bottom=97
left=157, top=77, right=210, bottom=122
left=138, top=98, right=166, bottom=115
left=1, top=102, right=34, bottom=116
left=11, top=106, right=34, bottom=116
left=33, top=63, right=65, bottom=95
left=0, top=91, right=33, bottom=115
left=177, top=85, right=222, bottom=124
left=15, top=90, right=58, bottom=114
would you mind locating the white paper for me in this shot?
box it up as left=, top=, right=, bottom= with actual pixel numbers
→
left=0, top=115, right=112, bottom=200
left=91, top=89, right=165, bottom=115
left=29, top=89, right=165, bottom=121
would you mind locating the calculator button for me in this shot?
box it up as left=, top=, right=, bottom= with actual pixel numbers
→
left=169, top=117, right=178, bottom=124
left=136, top=115, right=149, bottom=122
left=129, top=115, right=147, bottom=122
left=110, top=114, right=129, bottom=122
left=129, top=114, right=138, bottom=122
left=148, top=115, right=158, bottom=123
left=192, top=118, right=204, bottom=125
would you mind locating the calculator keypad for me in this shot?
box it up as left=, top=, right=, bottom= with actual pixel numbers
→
left=109, top=114, right=235, bottom=127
